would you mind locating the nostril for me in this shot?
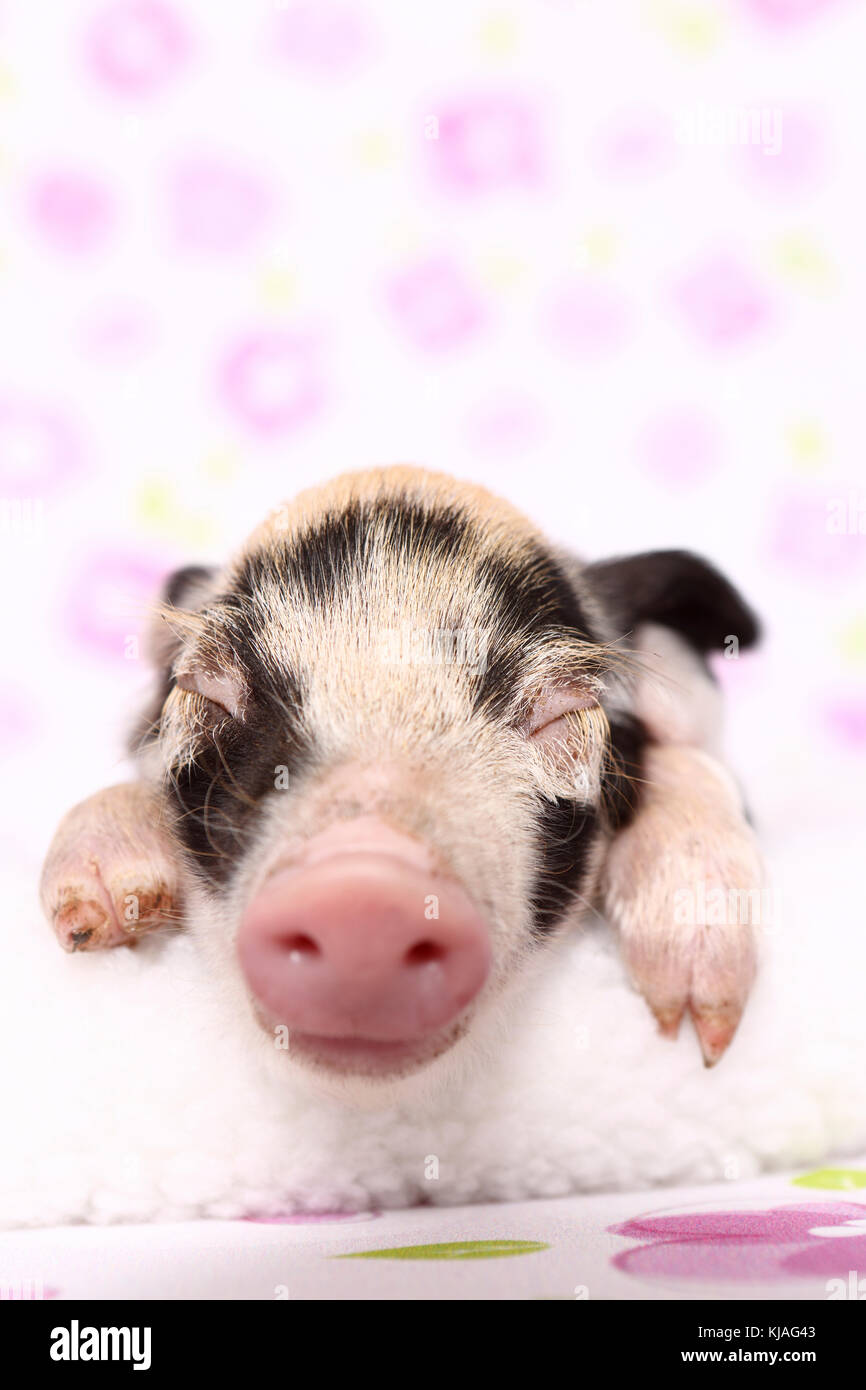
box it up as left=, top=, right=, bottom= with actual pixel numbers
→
left=405, top=939, right=447, bottom=967
left=280, top=932, right=321, bottom=962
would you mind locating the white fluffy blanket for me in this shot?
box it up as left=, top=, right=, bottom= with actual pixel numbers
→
left=2, top=828, right=864, bottom=1229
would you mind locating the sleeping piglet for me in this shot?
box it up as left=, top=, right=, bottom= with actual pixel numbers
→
left=40, top=467, right=764, bottom=1088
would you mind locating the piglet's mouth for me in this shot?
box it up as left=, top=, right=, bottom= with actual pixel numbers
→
left=236, top=818, right=492, bottom=1078
left=283, top=1026, right=464, bottom=1078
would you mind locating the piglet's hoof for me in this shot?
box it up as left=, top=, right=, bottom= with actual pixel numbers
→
left=52, top=878, right=176, bottom=952
left=601, top=745, right=763, bottom=1067
left=40, top=783, right=182, bottom=951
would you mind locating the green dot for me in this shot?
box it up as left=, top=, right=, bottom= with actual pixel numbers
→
left=336, top=1239, right=549, bottom=1260
left=792, top=1168, right=866, bottom=1191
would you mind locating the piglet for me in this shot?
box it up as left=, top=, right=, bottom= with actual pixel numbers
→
left=40, top=467, right=763, bottom=1079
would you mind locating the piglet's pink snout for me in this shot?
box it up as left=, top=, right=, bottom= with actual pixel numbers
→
left=237, top=856, right=491, bottom=1043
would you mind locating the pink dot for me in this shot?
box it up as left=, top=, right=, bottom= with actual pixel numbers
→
left=0, top=688, right=38, bottom=753
left=82, top=305, right=155, bottom=363
left=0, top=398, right=84, bottom=496
left=466, top=395, right=543, bottom=456
left=610, top=1200, right=866, bottom=1283
left=85, top=0, right=190, bottom=96
left=271, top=1, right=373, bottom=75
left=639, top=411, right=720, bottom=488
left=65, top=552, right=171, bottom=661
left=429, top=95, right=543, bottom=196
left=822, top=697, right=866, bottom=750
left=769, top=488, right=866, bottom=581
left=708, top=650, right=764, bottom=692
left=218, top=331, right=325, bottom=436
left=386, top=258, right=485, bottom=352
left=739, top=112, right=825, bottom=195
left=593, top=107, right=674, bottom=178
left=29, top=172, right=115, bottom=255
left=169, top=157, right=272, bottom=254
left=674, top=255, right=771, bottom=348
left=740, top=0, right=845, bottom=27
left=545, top=282, right=630, bottom=358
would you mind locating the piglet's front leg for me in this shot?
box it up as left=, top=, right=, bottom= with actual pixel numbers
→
left=601, top=744, right=763, bottom=1066
left=40, top=782, right=182, bottom=951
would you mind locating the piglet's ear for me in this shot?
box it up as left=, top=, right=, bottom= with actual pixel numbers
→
left=162, top=564, right=217, bottom=610
left=132, top=565, right=221, bottom=756
left=584, top=550, right=760, bottom=657
left=145, top=564, right=220, bottom=669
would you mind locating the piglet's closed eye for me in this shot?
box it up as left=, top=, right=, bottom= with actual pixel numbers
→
left=519, top=680, right=611, bottom=805
left=525, top=682, right=601, bottom=743
left=175, top=666, right=246, bottom=720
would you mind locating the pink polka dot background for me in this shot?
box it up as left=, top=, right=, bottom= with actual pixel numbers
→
left=0, top=0, right=863, bottom=879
